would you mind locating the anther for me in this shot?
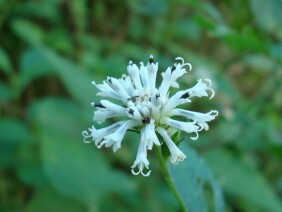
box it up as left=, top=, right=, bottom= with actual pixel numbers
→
left=155, top=93, right=160, bottom=99
left=142, top=117, right=151, bottom=124
left=180, top=92, right=190, bottom=99
left=149, top=55, right=154, bottom=64
left=91, top=102, right=106, bottom=108
left=171, top=64, right=176, bottom=73
left=106, top=77, right=112, bottom=84
left=128, top=108, right=134, bottom=115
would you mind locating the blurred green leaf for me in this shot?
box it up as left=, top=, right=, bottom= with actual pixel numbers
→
left=18, top=0, right=60, bottom=23
left=11, top=19, right=44, bottom=46
left=0, top=47, right=12, bottom=74
left=127, top=0, right=168, bottom=16
left=17, top=143, right=49, bottom=187
left=221, top=31, right=267, bottom=52
left=0, top=82, right=13, bottom=102
left=170, top=143, right=224, bottom=212
left=270, top=43, right=282, bottom=61
left=0, top=118, right=31, bottom=144
left=29, top=98, right=136, bottom=208
left=0, top=118, right=31, bottom=168
left=201, top=2, right=225, bottom=24
left=250, top=0, right=282, bottom=38
left=20, top=48, right=97, bottom=105
left=244, top=54, right=275, bottom=71
left=41, top=49, right=96, bottom=105
left=204, top=149, right=282, bottom=212
left=45, top=29, right=74, bottom=53
left=20, top=49, right=54, bottom=88
left=27, top=187, right=85, bottom=212
left=0, top=143, right=16, bottom=168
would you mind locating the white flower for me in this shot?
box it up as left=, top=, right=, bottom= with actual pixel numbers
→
left=82, top=55, right=218, bottom=176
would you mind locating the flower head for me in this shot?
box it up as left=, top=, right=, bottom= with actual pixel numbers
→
left=82, top=55, right=218, bottom=176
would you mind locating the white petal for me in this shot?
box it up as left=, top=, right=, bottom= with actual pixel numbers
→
left=131, top=128, right=151, bottom=176
left=161, top=117, right=200, bottom=140
left=156, top=127, right=186, bottom=164
left=187, top=79, right=215, bottom=99
left=144, top=119, right=160, bottom=150
left=118, top=75, right=134, bottom=96
left=100, top=100, right=127, bottom=115
left=139, top=62, right=149, bottom=90
left=158, top=56, right=192, bottom=96
left=106, top=77, right=131, bottom=100
left=162, top=90, right=191, bottom=113
left=97, top=120, right=139, bottom=152
left=93, top=109, right=121, bottom=124
left=86, top=122, right=122, bottom=146
left=127, top=62, right=143, bottom=90
left=92, top=81, right=121, bottom=100
left=169, top=109, right=219, bottom=130
left=147, top=58, right=158, bottom=92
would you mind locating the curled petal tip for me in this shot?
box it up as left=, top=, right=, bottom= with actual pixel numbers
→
left=142, top=170, right=151, bottom=177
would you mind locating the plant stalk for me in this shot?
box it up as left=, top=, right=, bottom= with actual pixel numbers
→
left=155, top=146, right=188, bottom=212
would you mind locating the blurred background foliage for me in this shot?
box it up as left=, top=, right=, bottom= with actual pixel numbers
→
left=0, top=0, right=282, bottom=211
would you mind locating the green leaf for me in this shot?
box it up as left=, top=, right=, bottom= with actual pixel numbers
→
left=203, top=149, right=282, bottom=212
left=222, top=31, right=267, bottom=52
left=11, top=19, right=44, bottom=46
left=0, top=118, right=31, bottom=144
left=0, top=47, right=12, bottom=74
left=29, top=98, right=136, bottom=208
left=169, top=144, right=224, bottom=212
left=0, top=82, right=13, bottom=102
left=27, top=187, right=85, bottom=212
left=17, top=143, right=49, bottom=187
left=20, top=49, right=55, bottom=88
left=40, top=48, right=96, bottom=105
left=250, top=0, right=282, bottom=38
left=244, top=54, right=275, bottom=71
left=0, top=118, right=32, bottom=168
left=19, top=48, right=98, bottom=105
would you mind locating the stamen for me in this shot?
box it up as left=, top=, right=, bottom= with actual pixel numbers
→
left=155, top=93, right=160, bottom=99
left=149, top=55, right=154, bottom=64
left=171, top=64, right=176, bottom=72
left=106, top=77, right=112, bottom=84
left=91, top=102, right=106, bottom=108
left=142, top=117, right=151, bottom=124
left=128, top=108, right=134, bottom=115
left=180, top=92, right=190, bottom=99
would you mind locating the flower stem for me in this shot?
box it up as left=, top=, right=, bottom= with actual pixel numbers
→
left=155, top=146, right=188, bottom=212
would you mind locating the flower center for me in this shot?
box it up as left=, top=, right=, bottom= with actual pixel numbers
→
left=126, top=90, right=158, bottom=124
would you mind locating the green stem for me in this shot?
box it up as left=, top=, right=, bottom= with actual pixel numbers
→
left=155, top=146, right=188, bottom=212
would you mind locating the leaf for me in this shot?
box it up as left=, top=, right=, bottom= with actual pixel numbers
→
left=250, top=0, right=282, bottom=38
left=29, top=98, right=136, bottom=208
left=27, top=187, right=85, bottom=212
left=11, top=19, right=44, bottom=46
left=0, top=82, right=13, bottom=102
left=0, top=47, right=12, bottom=74
left=20, top=49, right=55, bottom=88
left=127, top=0, right=168, bottom=16
left=0, top=118, right=31, bottom=144
left=40, top=48, right=96, bottom=105
left=244, top=54, right=275, bottom=71
left=203, top=149, right=282, bottom=212
left=221, top=31, right=267, bottom=52
left=169, top=143, right=225, bottom=212
left=17, top=143, right=49, bottom=187
left=0, top=118, right=32, bottom=168
left=19, top=48, right=98, bottom=105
